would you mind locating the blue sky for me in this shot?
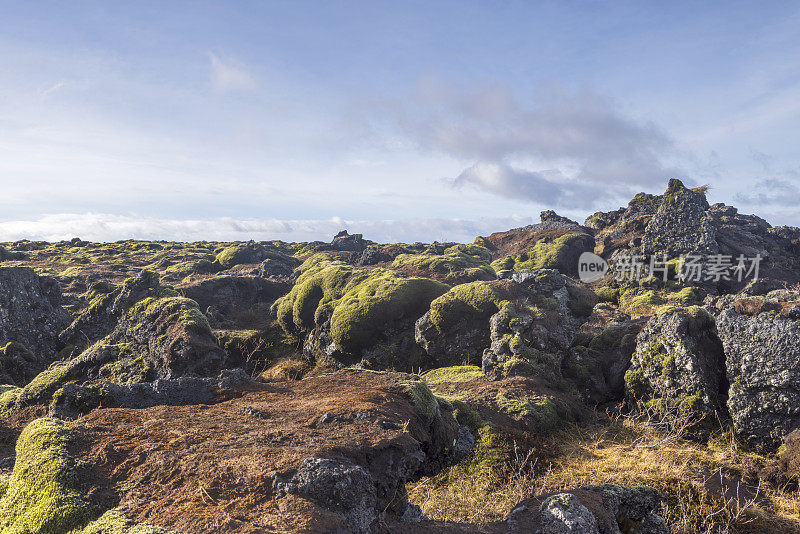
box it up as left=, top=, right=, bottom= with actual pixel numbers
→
left=1, top=1, right=799, bottom=242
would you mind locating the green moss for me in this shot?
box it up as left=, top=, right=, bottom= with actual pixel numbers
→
left=442, top=244, right=493, bottom=263
left=69, top=509, right=175, bottom=534
left=0, top=474, right=9, bottom=499
left=0, top=418, right=95, bottom=533
left=422, top=366, right=483, bottom=385
left=213, top=245, right=247, bottom=269
left=588, top=325, right=629, bottom=352
left=128, top=295, right=211, bottom=335
left=402, top=379, right=444, bottom=422
left=449, top=399, right=484, bottom=432
left=594, top=286, right=620, bottom=303
left=624, top=368, right=648, bottom=400
left=273, top=257, right=354, bottom=333
left=163, top=259, right=216, bottom=275
left=661, top=352, right=676, bottom=380
left=514, top=233, right=594, bottom=274
left=457, top=426, right=512, bottom=477
left=17, top=344, right=120, bottom=407
left=391, top=249, right=494, bottom=283
left=495, top=393, right=562, bottom=430
left=329, top=269, right=448, bottom=355
left=427, top=281, right=502, bottom=332
left=0, top=387, right=21, bottom=411
left=51, top=383, right=114, bottom=415
left=665, top=286, right=701, bottom=306
left=619, top=289, right=665, bottom=317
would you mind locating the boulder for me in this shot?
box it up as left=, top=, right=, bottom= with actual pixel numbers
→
left=565, top=303, right=644, bottom=404
left=624, top=308, right=726, bottom=432
left=717, top=302, right=800, bottom=448
left=178, top=275, right=290, bottom=327
left=482, top=270, right=596, bottom=388
left=16, top=291, right=225, bottom=408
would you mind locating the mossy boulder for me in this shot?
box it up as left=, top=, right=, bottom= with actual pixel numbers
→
left=17, top=291, right=224, bottom=408
left=624, top=308, right=726, bottom=436
left=0, top=418, right=95, bottom=533
left=415, top=281, right=506, bottom=366
left=213, top=241, right=272, bottom=269
left=272, top=255, right=354, bottom=335
left=493, top=233, right=595, bottom=277
left=329, top=269, right=448, bottom=356
left=391, top=247, right=495, bottom=284
left=274, top=256, right=448, bottom=366
left=482, top=271, right=589, bottom=388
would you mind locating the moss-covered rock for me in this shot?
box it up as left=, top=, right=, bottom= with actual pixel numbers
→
left=70, top=509, right=175, bottom=533
left=330, top=269, right=448, bottom=355
left=495, top=393, right=563, bottom=431
left=495, top=233, right=595, bottom=277
left=624, top=308, right=726, bottom=437
left=273, top=256, right=354, bottom=334
left=391, top=248, right=495, bottom=284
left=0, top=418, right=95, bottom=533
left=422, top=366, right=483, bottom=385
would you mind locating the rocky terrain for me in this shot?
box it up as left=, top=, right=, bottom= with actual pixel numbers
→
left=1, top=179, right=800, bottom=533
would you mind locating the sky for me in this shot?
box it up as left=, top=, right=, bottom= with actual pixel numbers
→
left=1, top=0, right=799, bottom=243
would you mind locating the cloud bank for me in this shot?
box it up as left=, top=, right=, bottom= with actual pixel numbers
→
left=390, top=83, right=682, bottom=209
left=0, top=213, right=535, bottom=244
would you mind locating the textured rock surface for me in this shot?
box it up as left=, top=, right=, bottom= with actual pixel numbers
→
left=566, top=304, right=644, bottom=404
left=625, top=308, right=726, bottom=429
left=59, top=270, right=160, bottom=350
left=482, top=270, right=596, bottom=388
left=641, top=179, right=716, bottom=258
left=717, top=304, right=800, bottom=448
left=496, top=483, right=668, bottom=534
left=48, top=368, right=252, bottom=419
left=0, top=267, right=69, bottom=364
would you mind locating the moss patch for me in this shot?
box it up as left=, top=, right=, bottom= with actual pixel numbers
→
left=427, top=281, right=503, bottom=332
left=422, top=366, right=483, bottom=385
left=0, top=418, right=95, bottom=533
left=495, top=393, right=562, bottom=430
left=330, top=269, right=448, bottom=354
left=70, top=509, right=175, bottom=534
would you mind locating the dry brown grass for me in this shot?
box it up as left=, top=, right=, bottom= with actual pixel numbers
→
left=407, top=408, right=800, bottom=533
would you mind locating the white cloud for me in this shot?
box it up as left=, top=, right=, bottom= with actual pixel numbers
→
left=386, top=83, right=683, bottom=209
left=0, top=213, right=535, bottom=244
left=208, top=52, right=255, bottom=93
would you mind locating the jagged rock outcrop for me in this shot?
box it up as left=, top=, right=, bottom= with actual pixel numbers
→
left=0, top=267, right=69, bottom=365
left=717, top=296, right=800, bottom=448
left=624, top=308, right=726, bottom=430
left=592, top=180, right=800, bottom=289
left=641, top=179, right=716, bottom=258
left=59, top=270, right=160, bottom=351
left=13, top=290, right=225, bottom=408
left=482, top=270, right=597, bottom=387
